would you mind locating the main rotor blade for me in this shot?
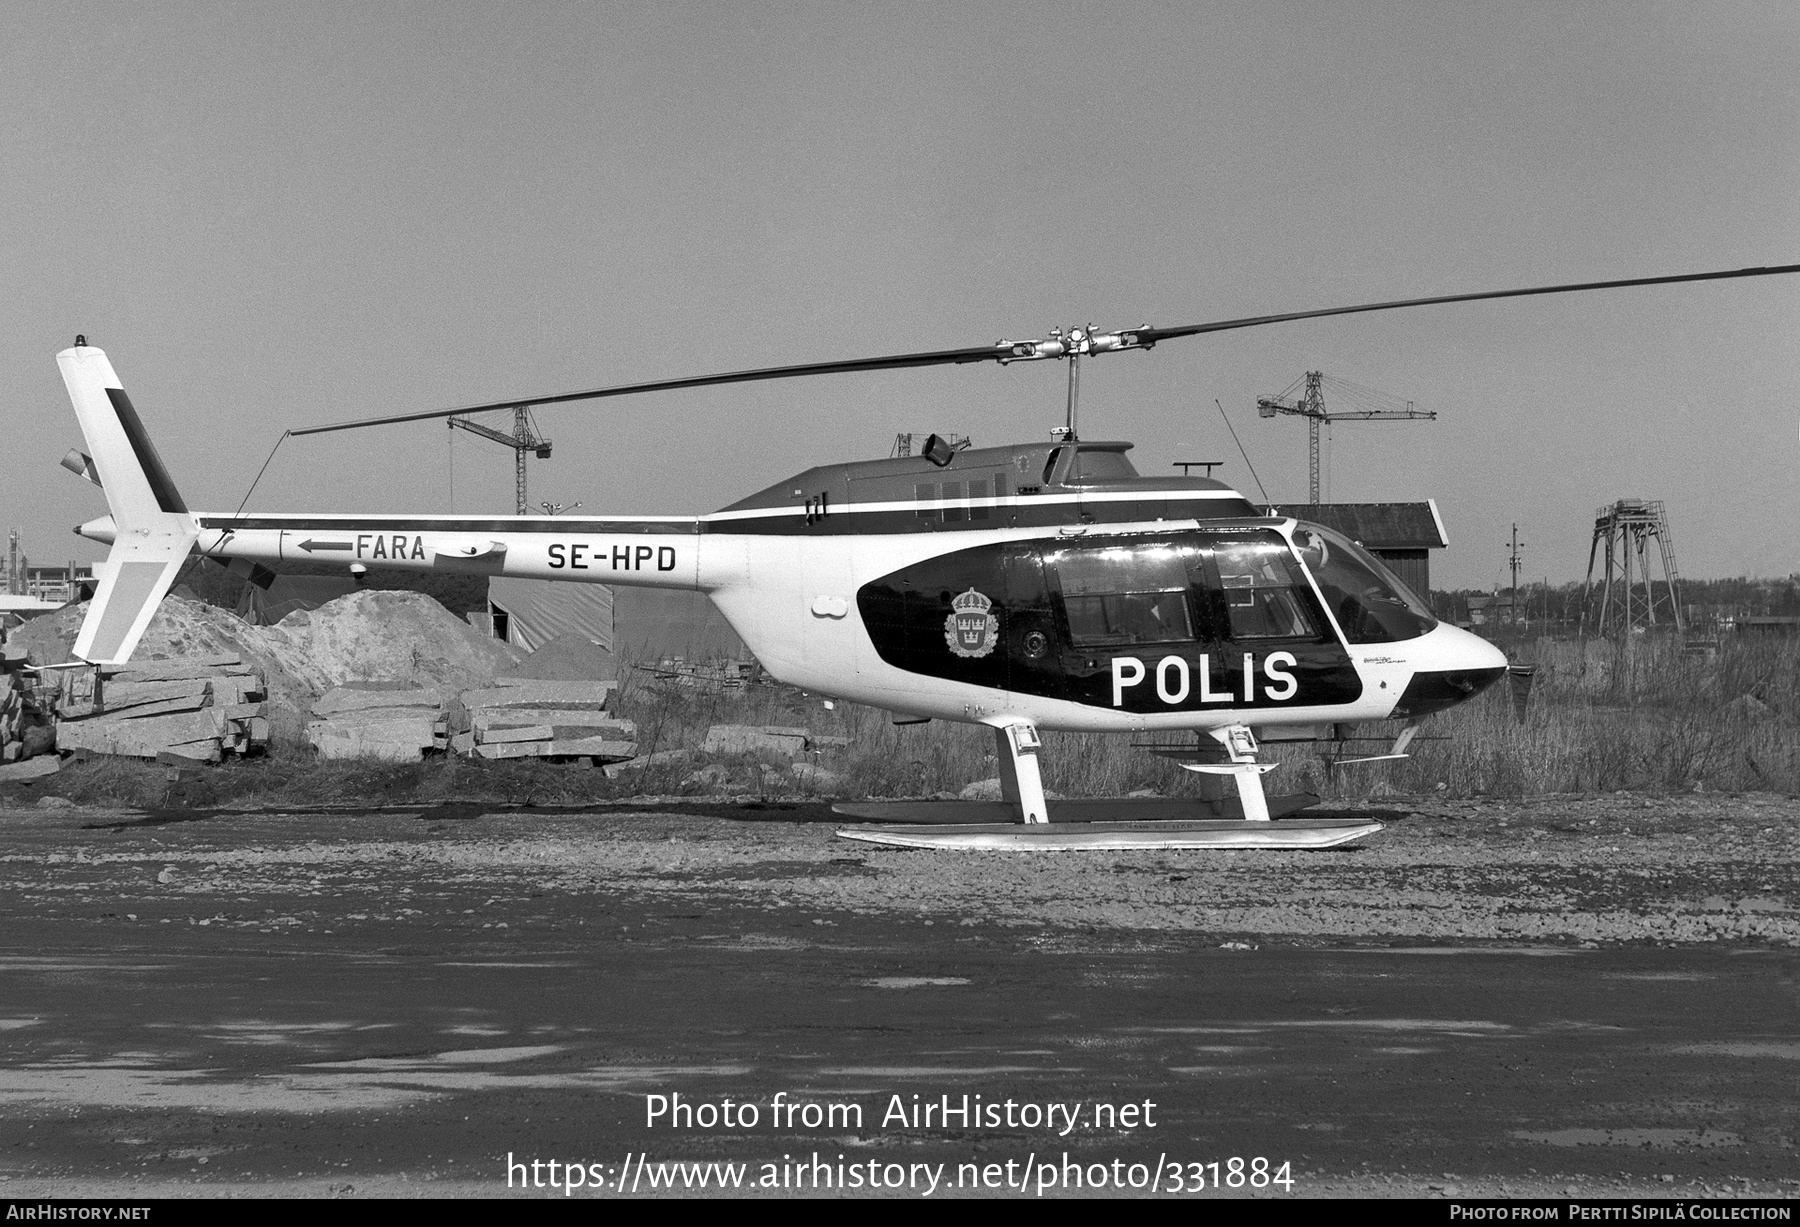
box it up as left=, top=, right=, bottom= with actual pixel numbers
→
left=290, top=342, right=1012, bottom=436
left=291, top=261, right=1800, bottom=437
left=1132, top=263, right=1800, bottom=345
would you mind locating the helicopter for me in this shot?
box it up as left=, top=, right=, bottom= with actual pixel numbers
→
left=53, top=263, right=1799, bottom=850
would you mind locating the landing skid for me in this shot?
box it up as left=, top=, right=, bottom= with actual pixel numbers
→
left=839, top=721, right=1379, bottom=850
left=831, top=794, right=1322, bottom=825
left=835, top=816, right=1383, bottom=851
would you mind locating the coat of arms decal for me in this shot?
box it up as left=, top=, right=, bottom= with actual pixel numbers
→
left=945, top=588, right=999, bottom=658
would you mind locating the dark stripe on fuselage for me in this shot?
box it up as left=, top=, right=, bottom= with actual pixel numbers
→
left=106, top=388, right=188, bottom=514
left=199, top=516, right=702, bottom=535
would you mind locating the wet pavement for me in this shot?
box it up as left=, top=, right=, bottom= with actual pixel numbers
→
left=0, top=801, right=1796, bottom=1198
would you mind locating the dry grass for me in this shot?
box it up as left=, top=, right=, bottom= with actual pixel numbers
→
left=1358, top=633, right=1800, bottom=798
left=12, top=633, right=1799, bottom=810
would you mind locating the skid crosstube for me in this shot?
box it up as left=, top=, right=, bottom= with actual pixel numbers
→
left=830, top=794, right=1321, bottom=825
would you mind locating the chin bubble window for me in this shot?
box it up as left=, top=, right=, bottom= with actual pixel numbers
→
left=1292, top=524, right=1438, bottom=644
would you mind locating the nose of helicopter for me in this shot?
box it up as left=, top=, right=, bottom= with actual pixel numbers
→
left=1386, top=622, right=1511, bottom=719
left=1444, top=622, right=1510, bottom=674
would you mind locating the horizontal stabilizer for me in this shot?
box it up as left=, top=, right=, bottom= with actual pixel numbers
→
left=73, top=529, right=198, bottom=665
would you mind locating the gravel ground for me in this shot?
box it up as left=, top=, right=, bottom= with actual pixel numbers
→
left=0, top=790, right=1795, bottom=1201
left=3, top=791, right=1794, bottom=947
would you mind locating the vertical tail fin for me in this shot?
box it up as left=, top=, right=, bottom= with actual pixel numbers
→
left=57, top=342, right=198, bottom=664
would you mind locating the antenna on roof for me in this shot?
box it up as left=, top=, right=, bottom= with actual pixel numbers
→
left=1214, top=399, right=1269, bottom=504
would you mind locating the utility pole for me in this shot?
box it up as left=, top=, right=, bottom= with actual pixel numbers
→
left=1257, top=371, right=1436, bottom=502
left=1508, top=524, right=1524, bottom=626
left=448, top=407, right=552, bottom=515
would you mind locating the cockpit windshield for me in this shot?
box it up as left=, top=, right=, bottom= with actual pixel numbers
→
left=1291, top=523, right=1437, bottom=643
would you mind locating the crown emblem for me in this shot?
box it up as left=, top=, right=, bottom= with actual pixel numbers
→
left=944, top=588, right=999, bottom=658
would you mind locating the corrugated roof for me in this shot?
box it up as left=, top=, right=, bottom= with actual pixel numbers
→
left=1278, top=502, right=1448, bottom=549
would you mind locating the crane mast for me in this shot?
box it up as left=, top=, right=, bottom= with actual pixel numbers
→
left=448, top=407, right=552, bottom=515
left=1257, top=371, right=1436, bottom=502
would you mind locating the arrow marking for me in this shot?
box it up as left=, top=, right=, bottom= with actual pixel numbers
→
left=296, top=539, right=353, bottom=552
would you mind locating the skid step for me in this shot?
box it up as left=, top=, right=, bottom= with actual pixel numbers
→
left=835, top=817, right=1382, bottom=851
left=830, top=795, right=1320, bottom=826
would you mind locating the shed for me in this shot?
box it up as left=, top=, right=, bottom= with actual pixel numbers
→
left=486, top=577, right=614, bottom=653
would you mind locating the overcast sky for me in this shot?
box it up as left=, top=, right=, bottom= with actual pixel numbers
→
left=3, top=1, right=1795, bottom=589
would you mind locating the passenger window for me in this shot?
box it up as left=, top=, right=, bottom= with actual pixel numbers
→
left=1050, top=543, right=1194, bottom=647
left=968, top=477, right=989, bottom=521
left=915, top=483, right=936, bottom=521
left=1209, top=539, right=1320, bottom=640
left=942, top=481, right=964, bottom=523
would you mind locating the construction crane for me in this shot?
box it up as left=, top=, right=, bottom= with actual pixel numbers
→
left=891, top=432, right=971, bottom=458
left=448, top=407, right=551, bottom=515
left=1257, top=371, right=1436, bottom=502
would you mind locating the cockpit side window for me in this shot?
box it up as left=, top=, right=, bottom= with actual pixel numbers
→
left=1047, top=542, right=1194, bottom=648
left=1291, top=523, right=1438, bottom=643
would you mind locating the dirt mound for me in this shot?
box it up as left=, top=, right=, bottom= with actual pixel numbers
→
left=10, top=592, right=518, bottom=741
left=495, top=632, right=616, bottom=681
left=261, top=590, right=519, bottom=694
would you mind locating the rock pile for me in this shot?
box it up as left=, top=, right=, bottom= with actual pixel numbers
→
left=0, top=646, right=57, bottom=781
left=53, top=653, right=270, bottom=764
left=307, top=686, right=449, bottom=762
left=454, top=680, right=636, bottom=764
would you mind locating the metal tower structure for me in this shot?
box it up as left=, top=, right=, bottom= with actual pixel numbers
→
left=1257, top=371, right=1436, bottom=502
left=448, top=407, right=551, bottom=515
left=1583, top=499, right=1683, bottom=636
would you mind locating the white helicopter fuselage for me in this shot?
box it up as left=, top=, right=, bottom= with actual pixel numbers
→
left=73, top=506, right=1503, bottom=735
